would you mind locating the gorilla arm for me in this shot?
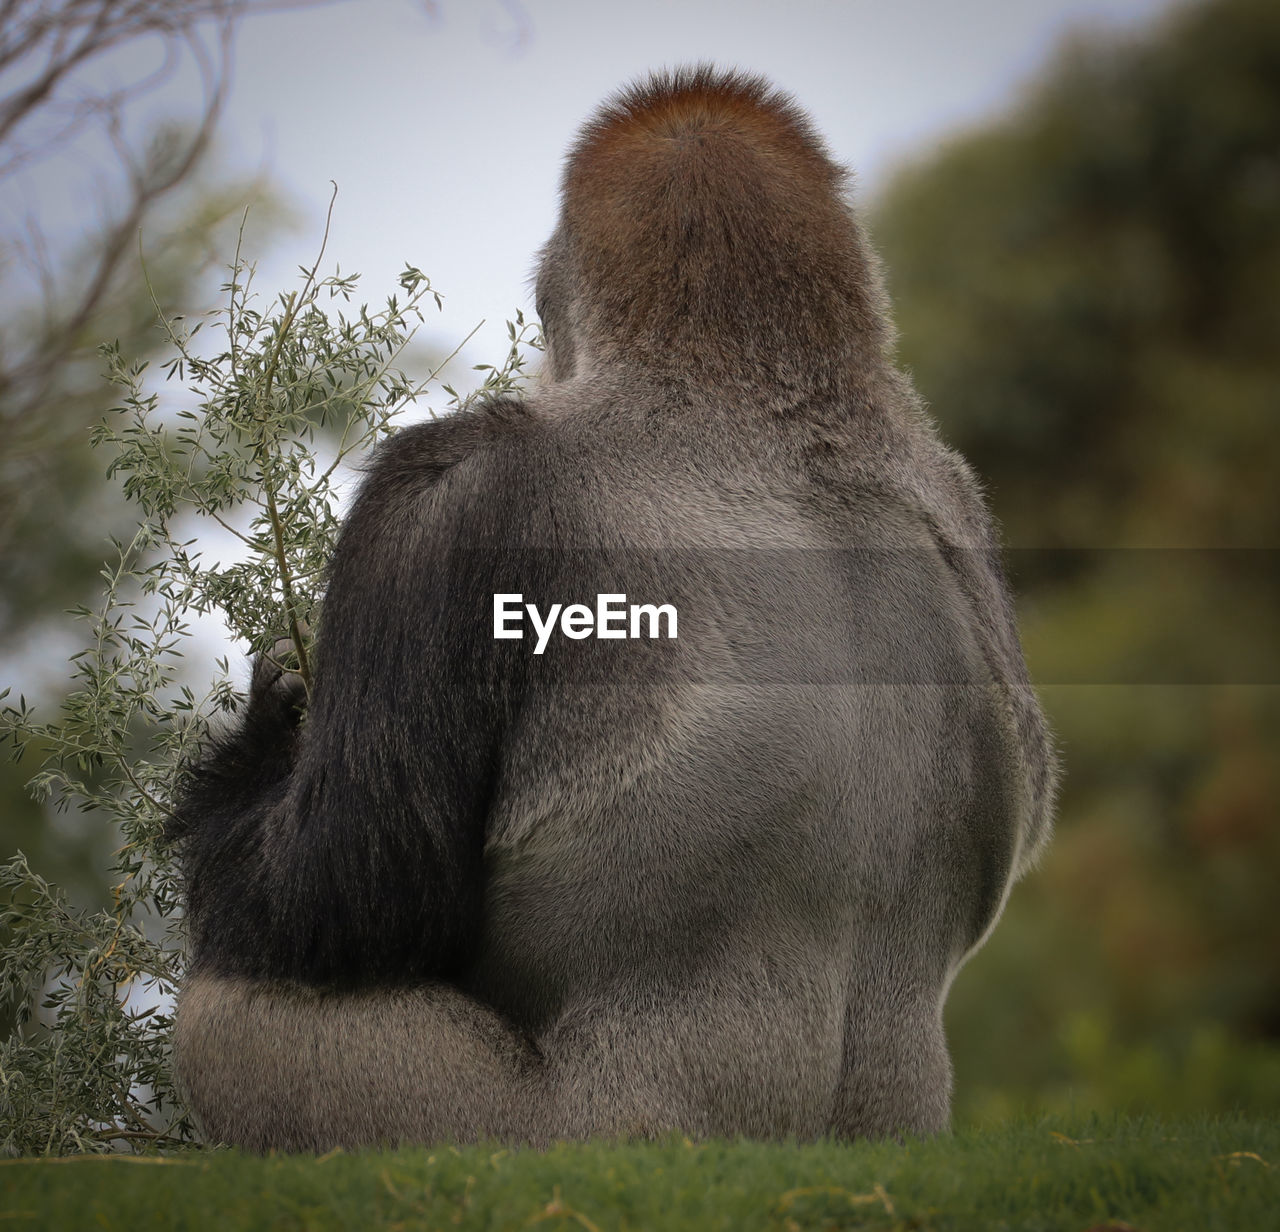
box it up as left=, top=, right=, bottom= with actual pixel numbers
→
left=172, top=410, right=513, bottom=988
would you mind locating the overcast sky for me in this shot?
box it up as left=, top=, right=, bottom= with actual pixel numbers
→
left=228, top=0, right=1184, bottom=368
left=7, top=0, right=1185, bottom=376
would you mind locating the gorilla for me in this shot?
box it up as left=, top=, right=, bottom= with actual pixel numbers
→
left=170, top=66, right=1057, bottom=1152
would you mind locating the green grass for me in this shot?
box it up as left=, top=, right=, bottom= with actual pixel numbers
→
left=2, top=1116, right=1276, bottom=1231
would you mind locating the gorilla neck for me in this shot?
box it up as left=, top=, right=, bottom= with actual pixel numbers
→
left=584, top=326, right=888, bottom=404
left=577, top=259, right=892, bottom=397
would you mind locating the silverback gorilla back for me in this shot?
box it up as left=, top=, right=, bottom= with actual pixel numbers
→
left=170, top=66, right=1057, bottom=1152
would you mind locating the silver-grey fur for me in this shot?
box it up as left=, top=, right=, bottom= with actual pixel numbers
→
left=173, top=66, right=1056, bottom=1152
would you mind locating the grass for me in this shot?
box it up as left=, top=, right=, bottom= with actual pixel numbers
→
left=1, top=1115, right=1276, bottom=1231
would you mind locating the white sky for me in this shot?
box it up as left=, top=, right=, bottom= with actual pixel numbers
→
left=223, top=0, right=1181, bottom=368
left=5, top=0, right=1184, bottom=376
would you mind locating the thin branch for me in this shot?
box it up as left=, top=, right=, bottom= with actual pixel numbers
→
left=252, top=181, right=339, bottom=691
left=0, top=8, right=236, bottom=444
left=257, top=179, right=339, bottom=404
left=116, top=757, right=181, bottom=826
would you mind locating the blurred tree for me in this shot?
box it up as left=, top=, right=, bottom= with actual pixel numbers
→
left=872, top=0, right=1280, bottom=1118
left=0, top=0, right=309, bottom=649
left=0, top=1, right=321, bottom=903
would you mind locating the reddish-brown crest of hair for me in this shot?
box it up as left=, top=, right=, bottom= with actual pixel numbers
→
left=564, top=67, right=843, bottom=203
left=557, top=66, right=879, bottom=365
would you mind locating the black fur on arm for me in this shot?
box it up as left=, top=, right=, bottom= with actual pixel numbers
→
left=171, top=404, right=530, bottom=989
left=168, top=650, right=306, bottom=975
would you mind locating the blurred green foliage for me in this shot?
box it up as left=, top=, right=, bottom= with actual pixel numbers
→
left=872, top=0, right=1280, bottom=1120
left=0, top=185, right=291, bottom=913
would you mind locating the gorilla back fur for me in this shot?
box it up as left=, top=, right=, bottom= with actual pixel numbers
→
left=172, top=67, right=1057, bottom=1153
